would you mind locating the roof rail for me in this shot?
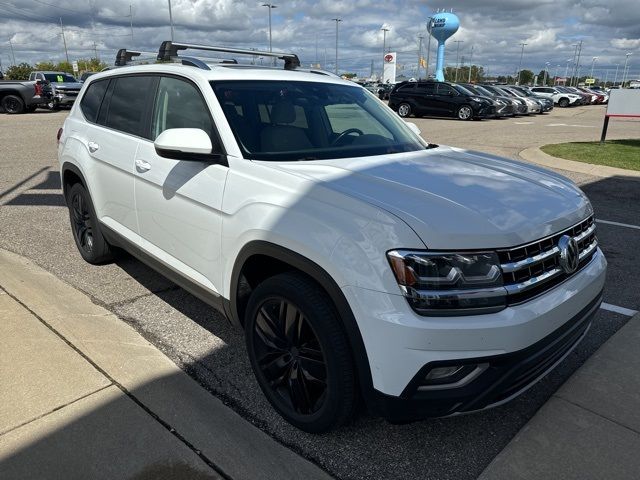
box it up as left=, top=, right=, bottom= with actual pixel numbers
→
left=157, top=41, right=301, bottom=70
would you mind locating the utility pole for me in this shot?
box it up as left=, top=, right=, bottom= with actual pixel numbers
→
left=603, top=69, right=609, bottom=87
left=60, top=18, right=69, bottom=64
left=516, top=42, right=527, bottom=85
left=8, top=39, right=16, bottom=66
left=262, top=3, right=277, bottom=65
left=543, top=62, right=550, bottom=85
left=92, top=41, right=98, bottom=60
left=381, top=27, right=389, bottom=79
left=454, top=40, right=463, bottom=82
left=613, top=63, right=620, bottom=86
left=332, top=18, right=342, bottom=75
left=129, top=5, right=134, bottom=46
left=167, top=0, right=174, bottom=41
left=621, top=53, right=632, bottom=88
left=571, top=40, right=582, bottom=86
left=426, top=17, right=433, bottom=78
left=468, top=45, right=474, bottom=82
left=417, top=35, right=423, bottom=79
left=590, top=56, right=598, bottom=78
left=564, top=58, right=571, bottom=78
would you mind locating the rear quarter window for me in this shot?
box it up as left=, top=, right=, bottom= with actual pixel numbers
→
left=80, top=79, right=109, bottom=123
left=104, top=76, right=154, bottom=137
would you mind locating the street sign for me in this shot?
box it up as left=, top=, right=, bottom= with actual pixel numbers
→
left=585, top=78, right=595, bottom=84
left=72, top=61, right=79, bottom=74
left=600, top=89, right=640, bottom=143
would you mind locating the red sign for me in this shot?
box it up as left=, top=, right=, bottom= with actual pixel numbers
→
left=384, top=54, right=394, bottom=63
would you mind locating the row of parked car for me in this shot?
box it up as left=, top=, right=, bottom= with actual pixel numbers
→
left=0, top=70, right=95, bottom=114
left=387, top=80, right=607, bottom=121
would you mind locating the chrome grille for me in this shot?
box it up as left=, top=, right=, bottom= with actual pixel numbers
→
left=497, top=216, right=597, bottom=304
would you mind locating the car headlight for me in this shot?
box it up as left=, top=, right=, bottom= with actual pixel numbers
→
left=387, top=250, right=506, bottom=315
left=469, top=97, right=485, bottom=103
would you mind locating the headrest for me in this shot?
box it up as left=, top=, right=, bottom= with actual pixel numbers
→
left=271, top=102, right=296, bottom=124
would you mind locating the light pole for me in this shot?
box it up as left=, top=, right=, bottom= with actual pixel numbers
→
left=621, top=52, right=632, bottom=88
left=468, top=45, right=474, bottom=82
left=515, top=42, right=527, bottom=85
left=262, top=3, right=277, bottom=65
left=417, top=35, right=423, bottom=79
left=543, top=61, right=550, bottom=85
left=8, top=39, right=16, bottom=66
left=590, top=56, right=598, bottom=78
left=332, top=18, right=342, bottom=75
left=167, top=0, right=174, bottom=41
left=564, top=58, right=572, bottom=79
left=613, top=64, right=620, bottom=86
left=454, top=40, right=463, bottom=82
left=129, top=5, right=134, bottom=45
left=426, top=17, right=434, bottom=78
left=381, top=27, right=389, bottom=80
left=572, top=40, right=583, bottom=86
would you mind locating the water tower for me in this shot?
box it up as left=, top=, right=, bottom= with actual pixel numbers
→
left=429, top=11, right=460, bottom=81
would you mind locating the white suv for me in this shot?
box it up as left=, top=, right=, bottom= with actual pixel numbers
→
left=530, top=86, right=581, bottom=107
left=58, top=42, right=606, bottom=433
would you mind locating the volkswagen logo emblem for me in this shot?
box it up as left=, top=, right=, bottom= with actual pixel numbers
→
left=558, top=235, right=579, bottom=274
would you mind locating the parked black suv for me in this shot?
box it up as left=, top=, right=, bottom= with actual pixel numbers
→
left=388, top=81, right=496, bottom=120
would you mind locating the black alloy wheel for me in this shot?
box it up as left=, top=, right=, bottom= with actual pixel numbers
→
left=67, top=183, right=113, bottom=264
left=253, top=297, right=328, bottom=415
left=2, top=94, right=25, bottom=114
left=559, top=98, right=570, bottom=108
left=245, top=273, right=357, bottom=433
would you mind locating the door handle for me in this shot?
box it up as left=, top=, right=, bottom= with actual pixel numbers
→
left=135, top=159, right=151, bottom=172
left=87, top=141, right=99, bottom=153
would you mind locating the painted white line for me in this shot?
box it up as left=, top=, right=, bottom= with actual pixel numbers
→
left=597, top=219, right=640, bottom=231
left=600, top=302, right=638, bottom=317
left=546, top=123, right=595, bottom=128
left=514, top=121, right=533, bottom=125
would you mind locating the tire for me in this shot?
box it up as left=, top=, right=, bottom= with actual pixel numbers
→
left=245, top=272, right=357, bottom=433
left=67, top=183, right=113, bottom=264
left=1, top=94, right=25, bottom=114
left=397, top=103, right=411, bottom=118
left=558, top=98, right=570, bottom=108
left=47, top=99, right=60, bottom=111
left=25, top=105, right=36, bottom=113
left=457, top=105, right=473, bottom=120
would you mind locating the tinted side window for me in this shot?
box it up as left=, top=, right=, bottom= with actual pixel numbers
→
left=397, top=83, right=415, bottom=92
left=80, top=79, right=109, bottom=123
left=437, top=84, right=454, bottom=95
left=416, top=83, right=436, bottom=94
left=151, top=76, right=215, bottom=142
left=105, top=76, right=154, bottom=137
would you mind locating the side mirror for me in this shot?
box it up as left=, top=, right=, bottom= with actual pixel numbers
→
left=154, top=128, right=217, bottom=161
left=405, top=121, right=421, bottom=136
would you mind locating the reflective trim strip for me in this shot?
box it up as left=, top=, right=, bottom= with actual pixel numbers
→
left=504, top=267, right=563, bottom=294
left=579, top=239, right=598, bottom=260
left=403, top=285, right=506, bottom=300
left=501, top=246, right=559, bottom=273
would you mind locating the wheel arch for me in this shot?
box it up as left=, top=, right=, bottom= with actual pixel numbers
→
left=229, top=240, right=375, bottom=401
left=61, top=162, right=87, bottom=204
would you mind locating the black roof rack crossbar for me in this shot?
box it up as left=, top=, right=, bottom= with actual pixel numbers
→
left=157, top=41, right=300, bottom=70
left=115, top=49, right=142, bottom=66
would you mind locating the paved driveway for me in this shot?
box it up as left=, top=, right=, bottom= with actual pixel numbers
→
left=1, top=106, right=638, bottom=480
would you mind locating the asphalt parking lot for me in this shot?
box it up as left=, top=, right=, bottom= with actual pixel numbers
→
left=1, top=106, right=638, bottom=480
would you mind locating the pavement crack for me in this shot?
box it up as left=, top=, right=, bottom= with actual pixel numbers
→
left=553, top=394, right=640, bottom=436
left=0, top=384, right=113, bottom=437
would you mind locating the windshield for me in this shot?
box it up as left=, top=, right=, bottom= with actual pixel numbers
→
left=44, top=73, right=77, bottom=83
left=211, top=80, right=426, bottom=161
left=473, top=85, right=496, bottom=97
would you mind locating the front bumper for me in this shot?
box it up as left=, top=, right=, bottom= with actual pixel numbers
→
left=344, top=247, right=607, bottom=419
left=49, top=92, right=79, bottom=106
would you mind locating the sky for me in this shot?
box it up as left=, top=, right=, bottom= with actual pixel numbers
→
left=1, top=0, right=639, bottom=80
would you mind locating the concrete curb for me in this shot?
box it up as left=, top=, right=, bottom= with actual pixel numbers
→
left=479, top=312, right=640, bottom=480
left=519, top=146, right=640, bottom=180
left=0, top=248, right=332, bottom=480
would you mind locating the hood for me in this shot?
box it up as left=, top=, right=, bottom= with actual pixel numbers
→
left=264, top=147, right=592, bottom=249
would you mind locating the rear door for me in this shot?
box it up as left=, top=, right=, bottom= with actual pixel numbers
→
left=435, top=84, right=458, bottom=115
left=414, top=82, right=437, bottom=115
left=133, top=74, right=228, bottom=296
left=82, top=75, right=156, bottom=240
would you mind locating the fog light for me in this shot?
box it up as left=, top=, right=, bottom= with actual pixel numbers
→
left=425, top=366, right=464, bottom=381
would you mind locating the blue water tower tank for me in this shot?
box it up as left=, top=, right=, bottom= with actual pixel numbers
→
left=429, top=12, right=460, bottom=81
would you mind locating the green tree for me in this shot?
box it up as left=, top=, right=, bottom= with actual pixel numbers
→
left=77, top=58, right=108, bottom=72
left=5, top=63, right=33, bottom=80
left=34, top=61, right=57, bottom=71
left=55, top=61, right=74, bottom=74
left=516, top=69, right=534, bottom=85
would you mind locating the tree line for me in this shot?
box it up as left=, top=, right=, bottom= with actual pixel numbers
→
left=3, top=58, right=109, bottom=80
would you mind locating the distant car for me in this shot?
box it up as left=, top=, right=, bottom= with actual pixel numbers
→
left=481, top=84, right=528, bottom=115
left=389, top=80, right=497, bottom=120
left=377, top=83, right=393, bottom=100
left=461, top=83, right=514, bottom=117
left=556, top=86, right=590, bottom=105
left=29, top=71, right=82, bottom=110
left=530, top=86, right=581, bottom=108
left=80, top=71, right=98, bottom=82
left=0, top=79, right=48, bottom=113
left=510, top=86, right=554, bottom=112
left=498, top=86, right=542, bottom=114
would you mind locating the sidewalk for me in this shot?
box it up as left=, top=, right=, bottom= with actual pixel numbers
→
left=480, top=311, right=640, bottom=480
left=0, top=248, right=331, bottom=480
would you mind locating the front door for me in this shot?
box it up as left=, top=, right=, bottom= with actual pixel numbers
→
left=134, top=75, right=228, bottom=296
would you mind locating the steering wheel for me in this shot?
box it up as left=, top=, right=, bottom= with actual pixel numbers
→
left=332, top=128, right=364, bottom=145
